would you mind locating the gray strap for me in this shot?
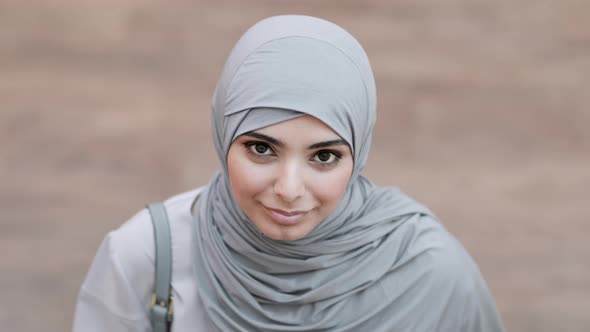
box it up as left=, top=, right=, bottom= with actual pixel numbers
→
left=147, top=203, right=173, bottom=332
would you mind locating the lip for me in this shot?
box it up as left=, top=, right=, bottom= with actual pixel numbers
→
left=263, top=206, right=308, bottom=226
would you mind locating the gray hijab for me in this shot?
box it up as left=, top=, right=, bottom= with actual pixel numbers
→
left=193, top=15, right=504, bottom=332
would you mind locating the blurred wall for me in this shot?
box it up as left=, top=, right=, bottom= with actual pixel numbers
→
left=1, top=1, right=589, bottom=331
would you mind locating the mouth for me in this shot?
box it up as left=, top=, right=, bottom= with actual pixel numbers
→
left=263, top=206, right=309, bottom=226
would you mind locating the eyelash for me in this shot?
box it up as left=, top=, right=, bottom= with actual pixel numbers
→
left=242, top=141, right=342, bottom=166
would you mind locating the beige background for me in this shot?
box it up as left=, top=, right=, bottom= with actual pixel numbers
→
left=1, top=1, right=589, bottom=331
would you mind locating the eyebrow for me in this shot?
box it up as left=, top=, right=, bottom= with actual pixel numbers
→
left=244, top=132, right=284, bottom=147
left=308, top=140, right=348, bottom=149
left=243, top=132, right=348, bottom=150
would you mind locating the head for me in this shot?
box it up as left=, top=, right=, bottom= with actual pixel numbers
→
left=211, top=15, right=377, bottom=241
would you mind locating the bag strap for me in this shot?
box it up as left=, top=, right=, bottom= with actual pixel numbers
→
left=147, top=203, right=174, bottom=332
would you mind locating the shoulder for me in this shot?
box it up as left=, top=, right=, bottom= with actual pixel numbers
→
left=407, top=215, right=481, bottom=289
left=394, top=215, right=504, bottom=330
left=75, top=187, right=205, bottom=326
left=385, top=212, right=486, bottom=306
left=416, top=218, right=504, bottom=331
left=111, top=188, right=203, bottom=259
left=377, top=187, right=483, bottom=289
left=80, top=187, right=204, bottom=299
left=110, top=186, right=204, bottom=274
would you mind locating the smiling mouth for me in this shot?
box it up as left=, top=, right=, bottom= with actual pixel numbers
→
left=263, top=206, right=309, bottom=225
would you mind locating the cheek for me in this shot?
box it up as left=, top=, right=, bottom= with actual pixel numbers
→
left=308, top=163, right=353, bottom=207
left=227, top=148, right=270, bottom=201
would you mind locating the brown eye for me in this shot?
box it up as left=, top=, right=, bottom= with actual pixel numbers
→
left=245, top=142, right=274, bottom=156
left=255, top=144, right=268, bottom=154
left=312, top=150, right=340, bottom=164
left=317, top=151, right=332, bottom=162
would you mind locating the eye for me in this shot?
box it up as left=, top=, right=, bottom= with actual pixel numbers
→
left=245, top=142, right=274, bottom=156
left=312, top=150, right=341, bottom=164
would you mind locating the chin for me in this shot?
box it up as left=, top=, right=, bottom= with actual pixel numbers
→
left=264, top=230, right=309, bottom=241
left=259, top=210, right=324, bottom=241
left=256, top=221, right=316, bottom=241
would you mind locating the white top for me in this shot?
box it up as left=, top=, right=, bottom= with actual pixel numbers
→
left=73, top=188, right=205, bottom=332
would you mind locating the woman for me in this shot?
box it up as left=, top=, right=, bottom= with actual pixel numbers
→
left=74, top=15, right=505, bottom=331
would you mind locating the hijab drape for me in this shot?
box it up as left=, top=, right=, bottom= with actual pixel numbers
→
left=192, top=15, right=498, bottom=331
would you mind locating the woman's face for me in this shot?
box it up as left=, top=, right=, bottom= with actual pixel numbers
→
left=227, top=115, right=353, bottom=241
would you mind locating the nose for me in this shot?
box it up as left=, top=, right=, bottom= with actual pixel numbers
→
left=273, top=161, right=305, bottom=203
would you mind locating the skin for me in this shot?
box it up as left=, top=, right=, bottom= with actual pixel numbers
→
left=227, top=115, right=354, bottom=241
